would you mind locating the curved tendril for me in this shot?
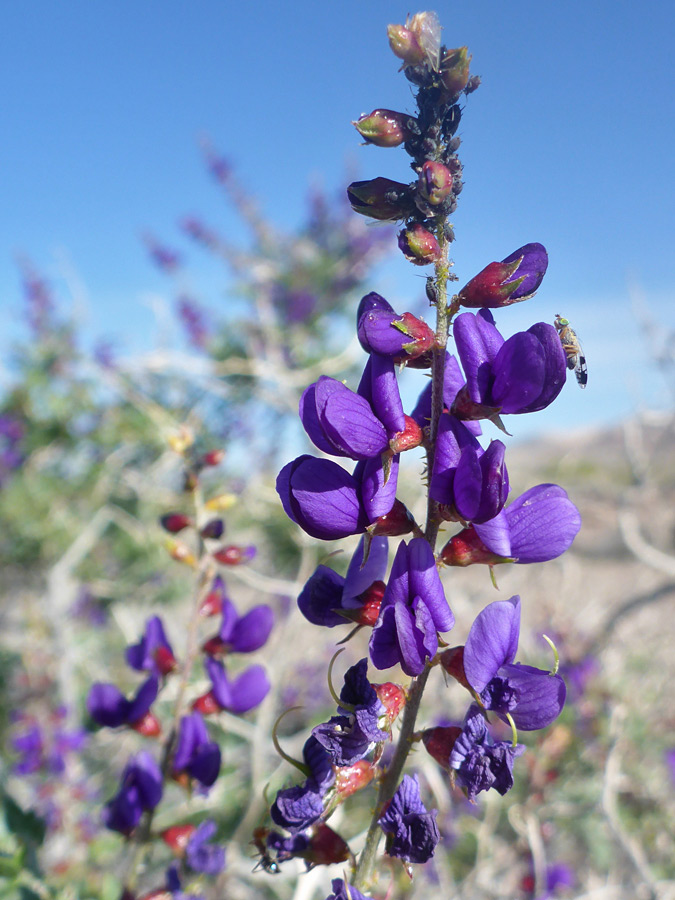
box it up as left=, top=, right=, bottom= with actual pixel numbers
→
left=328, top=648, right=355, bottom=712
left=504, top=711, right=519, bottom=749
left=541, top=633, right=560, bottom=675
left=271, top=707, right=310, bottom=776
left=336, top=623, right=364, bottom=645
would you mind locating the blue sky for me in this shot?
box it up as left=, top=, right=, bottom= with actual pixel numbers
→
left=1, top=0, right=674, bottom=440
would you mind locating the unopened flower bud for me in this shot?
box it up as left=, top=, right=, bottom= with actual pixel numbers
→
left=374, top=681, right=407, bottom=726
left=191, top=691, right=220, bottom=716
left=166, top=539, right=197, bottom=568
left=458, top=243, right=549, bottom=308
left=131, top=711, right=161, bottom=738
left=398, top=224, right=441, bottom=265
left=201, top=449, right=225, bottom=467
left=422, top=725, right=462, bottom=769
left=418, top=160, right=453, bottom=206
left=199, top=576, right=226, bottom=617
left=390, top=415, right=424, bottom=453
left=160, top=513, right=193, bottom=534
left=213, top=544, right=256, bottom=565
left=205, top=493, right=237, bottom=512
left=200, top=519, right=225, bottom=540
left=438, top=646, right=469, bottom=689
left=439, top=526, right=513, bottom=566
left=334, top=760, right=376, bottom=799
left=161, top=823, right=196, bottom=854
left=354, top=109, right=417, bottom=148
left=387, top=23, right=426, bottom=67
left=439, top=47, right=472, bottom=100
left=347, top=177, right=415, bottom=221
left=371, top=499, right=416, bottom=536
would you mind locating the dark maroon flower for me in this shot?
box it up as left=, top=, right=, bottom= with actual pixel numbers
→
left=458, top=243, right=548, bottom=308
left=370, top=538, right=454, bottom=676
left=378, top=774, right=440, bottom=863
left=102, top=751, right=162, bottom=834
left=172, top=713, right=221, bottom=788
left=451, top=310, right=566, bottom=419
left=449, top=704, right=524, bottom=801
left=126, top=617, right=177, bottom=676
left=347, top=177, right=416, bottom=221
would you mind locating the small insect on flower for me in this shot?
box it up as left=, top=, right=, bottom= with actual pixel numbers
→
left=251, top=826, right=281, bottom=875
left=554, top=314, right=587, bottom=388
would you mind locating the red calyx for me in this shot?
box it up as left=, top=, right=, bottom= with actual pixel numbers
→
left=304, top=823, right=351, bottom=866
left=439, top=645, right=470, bottom=689
left=199, top=584, right=224, bottom=617
left=213, top=544, right=254, bottom=565
left=161, top=823, right=196, bottom=854
left=201, top=635, right=229, bottom=657
left=154, top=645, right=177, bottom=676
left=374, top=681, right=407, bottom=724
left=334, top=760, right=376, bottom=799
left=191, top=691, right=221, bottom=716
left=422, top=725, right=462, bottom=769
left=390, top=415, right=424, bottom=453
left=201, top=449, right=225, bottom=467
left=371, top=499, right=416, bottom=536
left=439, top=526, right=509, bottom=567
left=131, top=711, right=161, bottom=738
left=159, top=513, right=193, bottom=534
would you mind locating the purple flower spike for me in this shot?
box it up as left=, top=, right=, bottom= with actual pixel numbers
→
left=125, top=616, right=176, bottom=676
left=370, top=538, right=453, bottom=676
left=474, top=483, right=581, bottom=564
left=185, top=820, right=226, bottom=875
left=277, top=455, right=370, bottom=540
left=172, top=713, right=221, bottom=787
left=451, top=311, right=566, bottom=419
left=102, top=751, right=163, bottom=834
left=87, top=675, right=158, bottom=729
left=205, top=658, right=270, bottom=713
left=298, top=535, right=388, bottom=627
left=378, top=774, right=440, bottom=864
left=463, top=598, right=566, bottom=730
left=449, top=704, right=524, bottom=801
left=325, top=879, right=371, bottom=900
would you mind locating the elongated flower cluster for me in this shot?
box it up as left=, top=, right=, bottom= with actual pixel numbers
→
left=86, top=434, right=274, bottom=897
left=264, top=10, right=583, bottom=898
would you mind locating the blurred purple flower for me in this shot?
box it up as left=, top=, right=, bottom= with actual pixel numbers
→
left=177, top=295, right=210, bottom=349
left=126, top=616, right=177, bottom=676
left=185, top=820, right=226, bottom=875
left=172, top=713, right=221, bottom=788
left=102, top=751, right=162, bottom=834
left=87, top=675, right=159, bottom=729
left=203, top=658, right=270, bottom=713
left=202, top=599, right=274, bottom=656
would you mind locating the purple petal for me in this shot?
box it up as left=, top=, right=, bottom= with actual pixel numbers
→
left=227, top=665, right=270, bottom=712
left=230, top=605, right=274, bottom=653
left=127, top=675, right=159, bottom=724
left=463, top=598, right=521, bottom=692
left=342, top=535, right=389, bottom=604
left=297, top=566, right=347, bottom=627
left=518, top=322, right=566, bottom=412
left=408, top=538, right=454, bottom=632
left=499, top=663, right=566, bottom=730
left=492, top=331, right=547, bottom=413
left=473, top=509, right=512, bottom=558
left=87, top=683, right=130, bottom=728
left=453, top=310, right=503, bottom=404
left=299, top=382, right=343, bottom=456
left=506, top=484, right=581, bottom=563
left=354, top=454, right=399, bottom=521
left=502, top=242, right=548, bottom=299
left=316, top=376, right=388, bottom=458
left=361, top=354, right=405, bottom=435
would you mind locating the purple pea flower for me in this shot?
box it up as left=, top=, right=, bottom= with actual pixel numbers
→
left=378, top=774, right=440, bottom=864
left=462, top=597, right=566, bottom=730
left=357, top=292, right=435, bottom=364
left=458, top=242, right=548, bottom=308
left=312, top=659, right=388, bottom=766
left=172, top=713, right=221, bottom=788
left=299, top=355, right=405, bottom=460
left=198, top=658, right=270, bottom=714
left=202, top=599, right=273, bottom=656
left=441, top=484, right=581, bottom=566
left=125, top=616, right=177, bottom=676
left=297, top=535, right=388, bottom=627
left=185, top=820, right=226, bottom=875
left=451, top=310, right=565, bottom=420
left=102, top=751, right=163, bottom=834
left=449, top=704, right=525, bottom=802
left=87, top=675, right=159, bottom=731
left=271, top=736, right=335, bottom=834
left=370, top=538, right=454, bottom=676
left=430, top=414, right=508, bottom=523
left=325, top=879, right=371, bottom=900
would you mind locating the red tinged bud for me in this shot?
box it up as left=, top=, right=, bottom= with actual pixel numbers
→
left=390, top=415, right=424, bottom=453
left=450, top=384, right=501, bottom=422
left=398, top=224, right=441, bottom=266
left=199, top=580, right=225, bottom=617
left=393, top=312, right=436, bottom=361
left=201, top=449, right=225, bottom=467
left=439, top=646, right=470, bottom=689
left=422, top=726, right=462, bottom=769
left=439, top=526, right=514, bottom=567
left=334, top=760, right=377, bottom=799
left=131, top=711, right=161, bottom=738
left=457, top=258, right=525, bottom=309
left=418, top=160, right=453, bottom=206
left=160, top=513, right=193, bottom=534
left=374, top=682, right=407, bottom=726
left=191, top=691, right=221, bottom=716
left=201, top=635, right=228, bottom=656
left=161, top=823, right=196, bottom=854
left=304, top=823, right=351, bottom=867
left=154, top=645, right=177, bottom=676
left=353, top=109, right=417, bottom=148
left=347, top=177, right=416, bottom=221
left=213, top=544, right=256, bottom=565
left=439, top=47, right=472, bottom=100
left=200, top=519, right=225, bottom=540
left=371, top=499, right=416, bottom=536
left=387, top=23, right=426, bottom=67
